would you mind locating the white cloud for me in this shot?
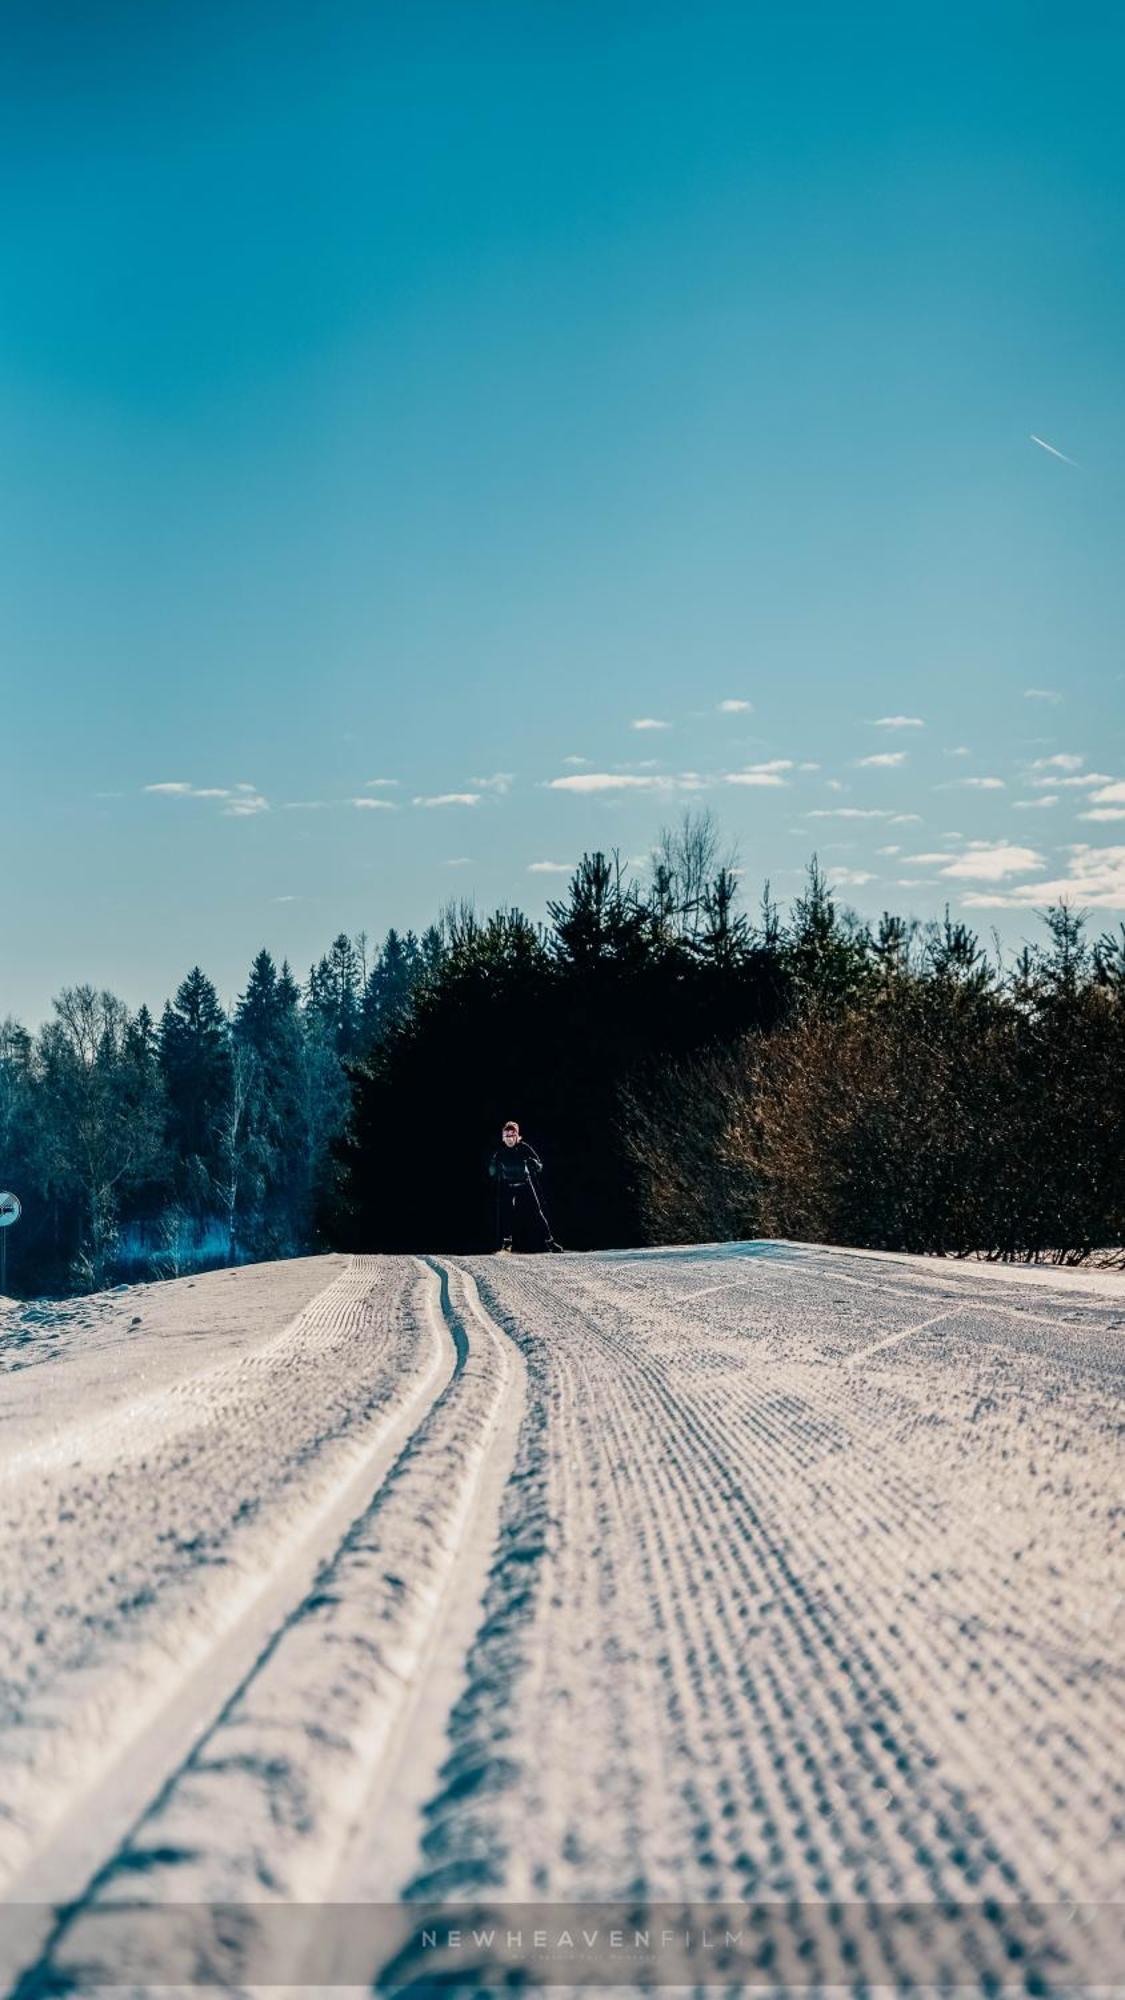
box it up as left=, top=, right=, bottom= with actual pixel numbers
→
left=1080, top=808, right=1125, bottom=822
left=797, top=760, right=821, bottom=771
left=889, top=813, right=924, bottom=824
left=1023, top=688, right=1062, bottom=704
left=473, top=772, right=514, bottom=793
left=942, top=776, right=1006, bottom=790
left=222, top=792, right=269, bottom=817
left=906, top=851, right=959, bottom=866
left=445, top=857, right=473, bottom=866
left=144, top=778, right=269, bottom=815
left=724, top=759, right=793, bottom=788
left=350, top=797, right=397, bottom=810
left=549, top=772, right=658, bottom=792
left=876, top=844, right=902, bottom=856
left=828, top=867, right=876, bottom=887
left=562, top=755, right=590, bottom=767
left=144, top=781, right=230, bottom=798
left=413, top=792, right=481, bottom=807
left=945, top=745, right=971, bottom=758
left=1013, top=796, right=1058, bottom=810
left=1030, top=753, right=1084, bottom=772
left=717, top=698, right=753, bottom=713
left=871, top=715, right=924, bottom=729
left=1033, top=771, right=1113, bottom=790
left=808, top=807, right=896, bottom=820
left=938, top=841, right=1044, bottom=882
left=1090, top=780, right=1125, bottom=806
left=365, top=777, right=400, bottom=789
left=961, top=846, right=1125, bottom=909
left=858, top=751, right=908, bottom=768
left=631, top=717, right=670, bottom=731
left=528, top=860, right=573, bottom=874
left=547, top=770, right=708, bottom=793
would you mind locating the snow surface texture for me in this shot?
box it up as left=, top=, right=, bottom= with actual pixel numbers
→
left=0, top=1243, right=1122, bottom=1993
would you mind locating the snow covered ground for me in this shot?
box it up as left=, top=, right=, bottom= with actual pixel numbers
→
left=1, top=1242, right=1122, bottom=1993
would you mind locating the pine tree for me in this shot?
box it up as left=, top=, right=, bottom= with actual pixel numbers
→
left=159, top=968, right=232, bottom=1209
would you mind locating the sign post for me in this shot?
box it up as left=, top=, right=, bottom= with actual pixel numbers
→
left=0, top=1192, right=21, bottom=1296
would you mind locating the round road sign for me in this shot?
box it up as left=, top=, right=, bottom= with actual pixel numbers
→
left=0, top=1193, right=21, bottom=1227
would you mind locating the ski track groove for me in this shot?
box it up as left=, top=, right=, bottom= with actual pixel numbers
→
left=17, top=1258, right=522, bottom=1995
left=0, top=1241, right=1121, bottom=1995
left=405, top=1247, right=1124, bottom=1993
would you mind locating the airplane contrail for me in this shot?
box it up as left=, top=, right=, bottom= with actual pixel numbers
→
left=1030, top=433, right=1078, bottom=466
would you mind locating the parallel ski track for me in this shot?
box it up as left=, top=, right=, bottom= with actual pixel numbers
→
left=14, top=1258, right=523, bottom=1995
left=1, top=1256, right=453, bottom=1981
left=3, top=1243, right=1121, bottom=1996
left=381, top=1246, right=1124, bottom=1993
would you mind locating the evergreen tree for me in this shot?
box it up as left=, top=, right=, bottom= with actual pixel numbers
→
left=159, top=968, right=232, bottom=1210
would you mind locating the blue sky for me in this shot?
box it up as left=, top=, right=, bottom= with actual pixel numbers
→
left=3, top=0, right=1124, bottom=1022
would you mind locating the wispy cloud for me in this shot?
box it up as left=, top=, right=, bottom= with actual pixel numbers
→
left=631, top=717, right=671, bottom=732
left=937, top=841, right=1044, bottom=882
left=1032, top=771, right=1113, bottom=790
left=724, top=759, right=793, bottom=788
left=871, top=715, right=924, bottom=730
left=223, top=789, right=269, bottom=817
left=962, top=846, right=1125, bottom=909
left=717, top=698, right=753, bottom=714
left=808, top=807, right=896, bottom=820
left=349, top=796, right=397, bottom=810
left=549, top=771, right=694, bottom=793
left=445, top=856, right=473, bottom=866
left=562, top=755, right=590, bottom=767
left=857, top=751, right=907, bottom=768
left=941, top=775, right=1006, bottom=790
left=145, top=779, right=270, bottom=816
left=473, top=772, right=514, bottom=793
left=144, top=781, right=229, bottom=798
left=1079, top=780, right=1125, bottom=821
left=1013, top=796, right=1058, bottom=810
left=876, top=844, right=902, bottom=856
left=1030, top=753, right=1084, bottom=773
left=413, top=792, right=481, bottom=807
left=828, top=866, right=876, bottom=887
left=1029, top=433, right=1078, bottom=467
left=365, top=777, right=400, bottom=789
left=528, top=859, right=573, bottom=874
left=1023, top=687, right=1062, bottom=705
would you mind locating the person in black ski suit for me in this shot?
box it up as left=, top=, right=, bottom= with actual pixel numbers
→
left=489, top=1120, right=562, bottom=1252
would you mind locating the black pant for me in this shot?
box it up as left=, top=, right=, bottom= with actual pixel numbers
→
left=496, top=1179, right=550, bottom=1248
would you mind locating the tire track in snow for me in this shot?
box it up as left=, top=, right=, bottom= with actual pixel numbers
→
left=13, top=1259, right=523, bottom=1996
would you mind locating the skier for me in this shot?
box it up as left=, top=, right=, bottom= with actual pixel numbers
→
left=489, top=1120, right=563, bottom=1253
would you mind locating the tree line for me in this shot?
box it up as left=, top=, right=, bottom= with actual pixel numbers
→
left=0, top=926, right=440, bottom=1295
left=3, top=811, right=1122, bottom=1294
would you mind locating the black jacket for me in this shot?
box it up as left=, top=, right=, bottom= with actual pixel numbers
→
left=489, top=1139, right=543, bottom=1188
